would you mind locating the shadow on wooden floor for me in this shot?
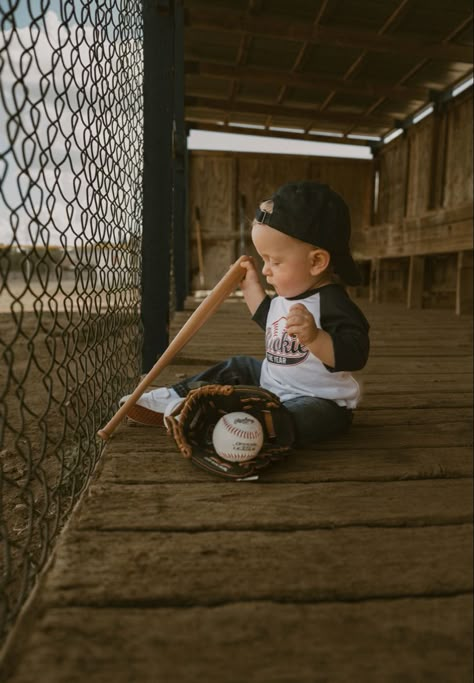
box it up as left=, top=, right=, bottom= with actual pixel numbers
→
left=2, top=298, right=473, bottom=683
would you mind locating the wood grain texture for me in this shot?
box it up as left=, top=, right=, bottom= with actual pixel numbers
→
left=99, top=446, right=473, bottom=484
left=77, top=479, right=472, bottom=531
left=43, top=525, right=473, bottom=606
left=6, top=598, right=472, bottom=683
left=444, top=96, right=473, bottom=209
left=2, top=299, right=472, bottom=683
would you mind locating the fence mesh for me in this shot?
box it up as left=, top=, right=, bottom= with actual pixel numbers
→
left=0, top=0, right=144, bottom=642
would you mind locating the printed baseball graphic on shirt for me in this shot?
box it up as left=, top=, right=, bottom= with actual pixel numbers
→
left=265, top=316, right=309, bottom=365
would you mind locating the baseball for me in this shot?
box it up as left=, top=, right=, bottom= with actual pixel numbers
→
left=212, top=412, right=264, bottom=462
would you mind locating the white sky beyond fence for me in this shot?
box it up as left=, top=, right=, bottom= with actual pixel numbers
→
left=0, top=2, right=143, bottom=249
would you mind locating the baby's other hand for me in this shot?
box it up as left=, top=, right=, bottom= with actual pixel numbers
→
left=286, top=303, right=319, bottom=346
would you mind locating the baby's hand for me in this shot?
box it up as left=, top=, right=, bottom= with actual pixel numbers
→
left=286, top=303, right=319, bottom=346
left=239, top=256, right=261, bottom=291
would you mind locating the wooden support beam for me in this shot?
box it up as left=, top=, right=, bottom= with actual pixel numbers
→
left=354, top=204, right=474, bottom=260
left=369, top=258, right=381, bottom=303
left=428, top=103, right=449, bottom=210
left=185, top=61, right=429, bottom=102
left=456, top=250, right=473, bottom=315
left=407, top=255, right=425, bottom=310
left=317, top=0, right=413, bottom=116
left=186, top=121, right=372, bottom=146
left=184, top=8, right=474, bottom=63
left=185, top=96, right=393, bottom=127
left=403, top=137, right=412, bottom=218
left=275, top=0, right=329, bottom=106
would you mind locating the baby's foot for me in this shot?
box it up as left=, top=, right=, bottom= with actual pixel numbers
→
left=119, top=387, right=183, bottom=426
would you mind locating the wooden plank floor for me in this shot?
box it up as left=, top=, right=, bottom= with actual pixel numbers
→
left=2, top=298, right=473, bottom=683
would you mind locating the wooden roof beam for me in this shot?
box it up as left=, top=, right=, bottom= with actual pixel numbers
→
left=276, top=0, right=330, bottom=105
left=185, top=96, right=393, bottom=126
left=185, top=8, right=474, bottom=64
left=319, top=0, right=413, bottom=113
left=228, top=0, right=264, bottom=104
left=345, top=11, right=474, bottom=135
left=185, top=61, right=429, bottom=101
left=186, top=121, right=372, bottom=147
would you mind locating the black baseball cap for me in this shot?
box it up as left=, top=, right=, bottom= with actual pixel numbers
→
left=255, top=181, right=361, bottom=285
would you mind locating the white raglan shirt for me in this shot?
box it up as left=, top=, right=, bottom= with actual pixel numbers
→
left=253, top=285, right=370, bottom=408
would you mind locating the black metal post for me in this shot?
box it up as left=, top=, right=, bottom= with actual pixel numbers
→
left=172, top=0, right=188, bottom=310
left=141, top=0, right=175, bottom=371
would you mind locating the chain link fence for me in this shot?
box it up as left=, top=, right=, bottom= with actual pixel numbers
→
left=0, top=0, right=144, bottom=643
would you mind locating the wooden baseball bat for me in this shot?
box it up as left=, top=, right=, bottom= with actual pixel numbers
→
left=97, top=255, right=248, bottom=441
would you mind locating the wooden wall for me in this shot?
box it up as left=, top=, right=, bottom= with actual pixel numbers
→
left=353, top=91, right=473, bottom=313
left=188, top=152, right=373, bottom=290
left=187, top=92, right=472, bottom=313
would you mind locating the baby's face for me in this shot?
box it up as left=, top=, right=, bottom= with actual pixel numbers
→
left=252, top=223, right=328, bottom=297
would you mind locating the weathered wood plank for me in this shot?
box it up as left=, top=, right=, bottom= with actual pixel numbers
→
left=357, top=216, right=473, bottom=258
left=329, top=423, right=472, bottom=448
left=6, top=597, right=472, bottom=683
left=366, top=343, right=472, bottom=353
left=362, top=359, right=472, bottom=373
left=360, top=376, right=472, bottom=390
left=115, top=420, right=472, bottom=450
left=43, top=525, right=473, bottom=606
left=353, top=407, right=472, bottom=425
left=1, top=298, right=472, bottom=683
left=78, top=480, right=473, bottom=530
left=360, top=394, right=472, bottom=409
left=100, top=446, right=473, bottom=484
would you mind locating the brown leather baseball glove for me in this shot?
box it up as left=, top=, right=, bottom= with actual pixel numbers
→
left=165, top=384, right=295, bottom=480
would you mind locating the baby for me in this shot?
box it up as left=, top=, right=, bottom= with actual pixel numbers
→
left=121, top=181, right=370, bottom=446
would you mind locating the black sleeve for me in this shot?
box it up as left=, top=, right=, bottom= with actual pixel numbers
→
left=252, top=295, right=272, bottom=331
left=319, top=286, right=370, bottom=372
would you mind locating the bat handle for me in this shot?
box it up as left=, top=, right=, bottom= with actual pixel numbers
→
left=97, top=362, right=166, bottom=441
left=97, top=256, right=248, bottom=441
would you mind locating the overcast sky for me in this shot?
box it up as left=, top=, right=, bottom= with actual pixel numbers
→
left=0, top=4, right=143, bottom=248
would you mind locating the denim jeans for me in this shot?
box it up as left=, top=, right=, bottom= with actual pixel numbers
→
left=172, top=355, right=353, bottom=448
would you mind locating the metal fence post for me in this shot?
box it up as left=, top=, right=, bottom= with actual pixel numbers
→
left=173, top=0, right=188, bottom=311
left=142, top=0, right=175, bottom=371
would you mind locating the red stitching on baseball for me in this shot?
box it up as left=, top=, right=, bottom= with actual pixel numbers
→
left=222, top=415, right=261, bottom=442
left=223, top=417, right=246, bottom=439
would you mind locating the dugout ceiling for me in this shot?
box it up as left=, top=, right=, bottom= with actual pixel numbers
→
left=183, top=0, right=474, bottom=146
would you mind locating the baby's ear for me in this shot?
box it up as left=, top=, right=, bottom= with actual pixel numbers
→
left=309, top=248, right=331, bottom=275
